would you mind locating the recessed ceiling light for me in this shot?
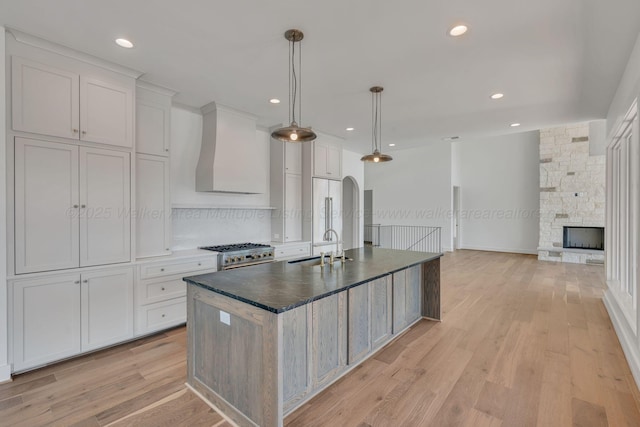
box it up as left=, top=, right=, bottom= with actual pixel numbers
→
left=346, top=127, right=355, bottom=131
left=449, top=25, right=468, bottom=37
left=510, top=123, right=521, bottom=127
left=491, top=93, right=504, bottom=99
left=115, top=38, right=134, bottom=49
left=389, top=143, right=396, bottom=147
left=269, top=98, right=281, bottom=104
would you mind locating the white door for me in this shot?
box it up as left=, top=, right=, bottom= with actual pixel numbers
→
left=136, top=155, right=171, bottom=258
left=136, top=99, right=170, bottom=156
left=326, top=145, right=341, bottom=177
left=79, top=147, right=131, bottom=266
left=12, top=57, right=80, bottom=140
left=81, top=268, right=134, bottom=351
left=312, top=178, right=329, bottom=244
left=285, top=173, right=302, bottom=242
left=453, top=186, right=460, bottom=250
left=329, top=179, right=343, bottom=241
left=12, top=274, right=81, bottom=371
left=80, top=76, right=133, bottom=147
left=14, top=138, right=80, bottom=273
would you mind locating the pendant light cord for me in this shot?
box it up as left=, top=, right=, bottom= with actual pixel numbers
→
left=290, top=37, right=298, bottom=124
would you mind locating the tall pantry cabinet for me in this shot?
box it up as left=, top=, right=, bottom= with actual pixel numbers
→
left=6, top=31, right=140, bottom=372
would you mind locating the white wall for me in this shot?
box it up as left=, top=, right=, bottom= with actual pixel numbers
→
left=453, top=132, right=540, bottom=254
left=607, top=32, right=640, bottom=139
left=342, top=149, right=365, bottom=248
left=365, top=143, right=453, bottom=251
left=0, top=26, right=10, bottom=382
left=170, top=106, right=271, bottom=248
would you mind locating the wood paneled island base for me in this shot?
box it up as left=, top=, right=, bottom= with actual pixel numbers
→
left=184, top=248, right=441, bottom=427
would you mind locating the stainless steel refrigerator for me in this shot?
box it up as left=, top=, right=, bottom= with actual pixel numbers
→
left=312, top=178, right=342, bottom=254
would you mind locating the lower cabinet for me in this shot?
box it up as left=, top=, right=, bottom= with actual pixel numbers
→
left=282, top=305, right=311, bottom=412
left=11, top=267, right=134, bottom=372
left=311, top=293, right=347, bottom=387
left=393, top=265, right=422, bottom=333
left=370, top=276, right=393, bottom=349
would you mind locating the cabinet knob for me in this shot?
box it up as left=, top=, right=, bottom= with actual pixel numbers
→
left=82, top=130, right=87, bottom=135
left=83, top=280, right=88, bottom=283
left=73, top=205, right=79, bottom=209
left=81, top=204, right=86, bottom=208
left=161, top=314, right=166, bottom=318
left=160, top=268, right=165, bottom=272
left=74, top=280, right=80, bottom=284
left=166, top=248, right=170, bottom=251
left=72, top=129, right=79, bottom=134
left=198, top=263, right=202, bottom=266
left=165, top=148, right=169, bottom=152
left=161, top=287, right=165, bottom=291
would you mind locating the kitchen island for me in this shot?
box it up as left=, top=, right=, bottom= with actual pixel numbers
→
left=184, top=247, right=442, bottom=427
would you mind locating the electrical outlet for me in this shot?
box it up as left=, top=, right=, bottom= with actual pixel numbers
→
left=220, top=310, right=231, bottom=325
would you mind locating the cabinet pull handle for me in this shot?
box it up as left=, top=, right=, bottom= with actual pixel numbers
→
left=74, top=280, right=80, bottom=284
left=82, top=130, right=87, bottom=135
left=83, top=280, right=88, bottom=283
left=72, top=129, right=79, bottom=134
left=73, top=205, right=79, bottom=209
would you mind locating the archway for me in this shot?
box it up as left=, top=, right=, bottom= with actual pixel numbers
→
left=342, top=176, right=360, bottom=250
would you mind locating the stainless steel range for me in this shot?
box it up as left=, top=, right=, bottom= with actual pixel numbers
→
left=199, top=243, right=274, bottom=270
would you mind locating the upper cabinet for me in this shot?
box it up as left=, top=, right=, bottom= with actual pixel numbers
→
left=313, top=137, right=342, bottom=179
left=136, top=83, right=174, bottom=156
left=12, top=56, right=134, bottom=148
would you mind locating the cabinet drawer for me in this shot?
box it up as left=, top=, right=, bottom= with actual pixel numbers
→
left=140, top=278, right=185, bottom=305
left=275, top=244, right=311, bottom=260
left=140, top=257, right=216, bottom=280
left=136, top=297, right=186, bottom=335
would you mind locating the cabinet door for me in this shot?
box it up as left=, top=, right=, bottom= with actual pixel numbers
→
left=393, top=270, right=408, bottom=333
left=284, top=174, right=302, bottom=242
left=80, top=76, right=133, bottom=147
left=313, top=141, right=328, bottom=177
left=371, top=276, right=393, bottom=349
left=405, top=265, right=422, bottom=324
left=312, top=293, right=346, bottom=387
left=14, top=138, right=80, bottom=273
left=348, top=284, right=371, bottom=364
left=326, top=144, right=341, bottom=178
left=12, top=274, right=81, bottom=371
left=81, top=268, right=134, bottom=351
left=136, top=155, right=171, bottom=258
left=285, top=142, right=302, bottom=174
left=79, top=147, right=131, bottom=266
left=136, top=98, right=170, bottom=156
left=282, top=305, right=311, bottom=410
left=12, top=57, right=80, bottom=140
left=312, top=178, right=329, bottom=243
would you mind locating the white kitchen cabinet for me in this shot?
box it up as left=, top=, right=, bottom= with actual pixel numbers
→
left=14, top=138, right=131, bottom=273
left=271, top=140, right=304, bottom=242
left=14, top=138, right=80, bottom=274
left=11, top=273, right=81, bottom=372
left=273, top=241, right=311, bottom=261
left=11, top=56, right=134, bottom=148
left=12, top=57, right=80, bottom=140
left=135, top=254, right=218, bottom=336
left=81, top=268, right=134, bottom=351
left=313, top=138, right=342, bottom=179
left=136, top=155, right=171, bottom=258
left=136, top=83, right=174, bottom=156
left=79, top=147, right=131, bottom=267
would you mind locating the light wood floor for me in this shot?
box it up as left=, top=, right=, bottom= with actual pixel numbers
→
left=1, top=250, right=639, bottom=426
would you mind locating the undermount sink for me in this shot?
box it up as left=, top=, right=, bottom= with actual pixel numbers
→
left=288, top=255, right=353, bottom=267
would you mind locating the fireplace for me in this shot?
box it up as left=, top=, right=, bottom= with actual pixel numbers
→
left=563, top=226, right=604, bottom=251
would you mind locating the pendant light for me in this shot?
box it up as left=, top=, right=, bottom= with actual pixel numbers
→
left=361, top=86, right=392, bottom=162
left=271, top=29, right=317, bottom=143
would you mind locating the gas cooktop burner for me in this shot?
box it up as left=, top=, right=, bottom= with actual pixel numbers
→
left=200, top=243, right=271, bottom=253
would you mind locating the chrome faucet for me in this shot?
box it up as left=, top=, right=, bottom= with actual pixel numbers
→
left=323, top=229, right=341, bottom=263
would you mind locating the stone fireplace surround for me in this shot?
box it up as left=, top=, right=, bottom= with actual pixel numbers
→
left=538, top=122, right=606, bottom=264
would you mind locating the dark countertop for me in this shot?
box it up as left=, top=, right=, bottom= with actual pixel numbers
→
left=183, top=247, right=442, bottom=314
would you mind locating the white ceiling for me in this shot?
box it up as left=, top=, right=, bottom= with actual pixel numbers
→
left=2, top=0, right=640, bottom=152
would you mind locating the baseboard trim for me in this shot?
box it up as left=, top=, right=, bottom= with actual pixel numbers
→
left=458, top=245, right=538, bottom=255
left=603, top=290, right=640, bottom=390
left=0, top=364, right=12, bottom=383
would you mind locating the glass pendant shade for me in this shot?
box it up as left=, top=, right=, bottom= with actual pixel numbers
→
left=362, top=86, right=392, bottom=162
left=271, top=29, right=317, bottom=143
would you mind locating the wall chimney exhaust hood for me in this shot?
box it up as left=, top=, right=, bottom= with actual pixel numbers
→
left=195, top=102, right=267, bottom=194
